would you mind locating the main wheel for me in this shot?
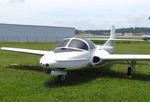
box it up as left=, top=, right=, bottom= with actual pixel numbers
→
left=127, top=67, right=133, bottom=77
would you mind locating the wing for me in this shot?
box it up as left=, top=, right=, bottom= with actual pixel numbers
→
left=1, top=47, right=49, bottom=55
left=101, top=54, right=150, bottom=61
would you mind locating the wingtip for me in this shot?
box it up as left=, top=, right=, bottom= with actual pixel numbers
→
left=0, top=47, right=6, bottom=50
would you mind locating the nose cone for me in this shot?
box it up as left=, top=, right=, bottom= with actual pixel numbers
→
left=40, top=58, right=56, bottom=67
left=40, top=52, right=57, bottom=68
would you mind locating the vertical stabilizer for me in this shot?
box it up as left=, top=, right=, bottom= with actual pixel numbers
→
left=109, top=25, right=115, bottom=40
left=103, top=25, right=115, bottom=47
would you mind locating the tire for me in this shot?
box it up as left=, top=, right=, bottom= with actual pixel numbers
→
left=127, top=67, right=133, bottom=77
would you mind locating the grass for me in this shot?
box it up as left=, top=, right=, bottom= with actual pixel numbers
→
left=0, top=41, right=150, bottom=102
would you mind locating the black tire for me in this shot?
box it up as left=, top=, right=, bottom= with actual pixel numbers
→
left=58, top=75, right=66, bottom=81
left=127, top=67, right=133, bottom=77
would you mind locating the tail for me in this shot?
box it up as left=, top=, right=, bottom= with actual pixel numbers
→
left=103, top=25, right=115, bottom=47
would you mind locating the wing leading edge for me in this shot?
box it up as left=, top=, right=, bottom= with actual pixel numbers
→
left=101, top=54, right=150, bottom=61
left=1, top=47, right=49, bottom=55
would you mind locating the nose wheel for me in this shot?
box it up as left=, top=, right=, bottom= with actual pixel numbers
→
left=51, top=70, right=67, bottom=81
left=58, top=75, right=66, bottom=81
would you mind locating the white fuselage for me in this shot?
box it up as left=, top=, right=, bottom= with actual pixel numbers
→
left=40, top=45, right=114, bottom=71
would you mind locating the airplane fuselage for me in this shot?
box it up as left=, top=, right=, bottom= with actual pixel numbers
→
left=40, top=49, right=92, bottom=70
left=40, top=44, right=114, bottom=71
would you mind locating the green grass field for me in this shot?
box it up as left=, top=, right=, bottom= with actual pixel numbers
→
left=0, top=42, right=150, bottom=102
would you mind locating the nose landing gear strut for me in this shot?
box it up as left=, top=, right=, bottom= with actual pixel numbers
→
left=57, top=75, right=66, bottom=81
left=51, top=70, right=67, bottom=81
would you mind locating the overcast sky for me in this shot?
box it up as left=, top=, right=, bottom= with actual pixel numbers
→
left=0, top=0, right=150, bottom=30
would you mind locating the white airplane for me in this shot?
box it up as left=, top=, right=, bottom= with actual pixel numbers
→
left=141, top=34, right=150, bottom=41
left=1, top=25, right=150, bottom=81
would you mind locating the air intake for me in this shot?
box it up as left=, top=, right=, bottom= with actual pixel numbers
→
left=93, top=56, right=100, bottom=63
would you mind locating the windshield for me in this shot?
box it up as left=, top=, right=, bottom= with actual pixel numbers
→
left=57, top=39, right=70, bottom=47
left=54, top=48, right=82, bottom=53
left=68, top=39, right=88, bottom=50
left=84, top=39, right=95, bottom=49
left=56, top=38, right=91, bottom=51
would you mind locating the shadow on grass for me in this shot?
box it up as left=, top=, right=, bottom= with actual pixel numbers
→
left=6, top=64, right=44, bottom=72
left=6, top=63, right=150, bottom=87
left=45, top=64, right=150, bottom=88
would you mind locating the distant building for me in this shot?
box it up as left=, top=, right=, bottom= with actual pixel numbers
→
left=116, top=32, right=146, bottom=38
left=0, top=23, right=75, bottom=42
left=123, top=33, right=133, bottom=37
left=116, top=33, right=124, bottom=36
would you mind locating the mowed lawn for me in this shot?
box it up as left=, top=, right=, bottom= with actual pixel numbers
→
left=0, top=41, right=150, bottom=102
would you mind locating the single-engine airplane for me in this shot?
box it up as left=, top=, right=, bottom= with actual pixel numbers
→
left=1, top=25, right=150, bottom=81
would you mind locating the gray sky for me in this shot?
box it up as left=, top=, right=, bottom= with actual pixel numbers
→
left=0, top=0, right=150, bottom=29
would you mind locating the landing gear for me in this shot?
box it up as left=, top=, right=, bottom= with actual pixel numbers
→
left=51, top=70, right=67, bottom=82
left=127, top=67, right=133, bottom=78
left=127, top=61, right=136, bottom=78
left=58, top=75, right=66, bottom=81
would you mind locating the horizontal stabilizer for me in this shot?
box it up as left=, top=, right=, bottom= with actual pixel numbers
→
left=89, top=38, right=144, bottom=42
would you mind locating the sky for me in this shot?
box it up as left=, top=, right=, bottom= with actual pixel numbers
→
left=0, top=0, right=150, bottom=30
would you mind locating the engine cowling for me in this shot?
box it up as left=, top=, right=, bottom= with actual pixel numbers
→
left=91, top=49, right=109, bottom=66
left=91, top=56, right=102, bottom=66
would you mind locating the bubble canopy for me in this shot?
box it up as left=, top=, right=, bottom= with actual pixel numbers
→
left=54, top=38, right=95, bottom=53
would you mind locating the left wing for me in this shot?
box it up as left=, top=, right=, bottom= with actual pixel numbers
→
left=101, top=54, right=150, bottom=61
left=1, top=47, right=49, bottom=55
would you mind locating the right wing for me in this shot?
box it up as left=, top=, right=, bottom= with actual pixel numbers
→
left=1, top=47, right=49, bottom=55
left=101, top=54, right=150, bottom=61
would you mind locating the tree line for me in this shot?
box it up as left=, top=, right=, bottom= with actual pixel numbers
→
left=76, top=27, right=150, bottom=35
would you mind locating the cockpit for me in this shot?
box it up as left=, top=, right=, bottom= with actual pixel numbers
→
left=54, top=38, right=95, bottom=53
